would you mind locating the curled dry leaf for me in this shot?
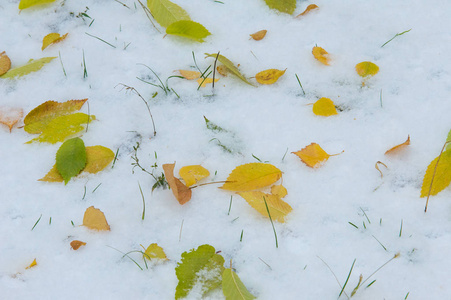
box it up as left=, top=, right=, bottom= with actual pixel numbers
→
left=312, top=46, right=330, bottom=65
left=312, top=97, right=338, bottom=116
left=42, top=33, right=68, bottom=51
left=83, top=206, right=110, bottom=231
left=296, top=4, right=319, bottom=17
left=163, top=163, right=192, bottom=205
left=385, top=135, right=410, bottom=155
left=293, top=143, right=342, bottom=168
left=0, top=107, right=23, bottom=132
left=255, top=69, right=286, bottom=85
left=375, top=161, right=388, bottom=178
left=70, top=240, right=87, bottom=250
left=250, top=29, right=267, bottom=41
left=179, top=165, right=210, bottom=187
left=0, top=51, right=11, bottom=76
left=197, top=77, right=219, bottom=87
left=179, top=70, right=201, bottom=80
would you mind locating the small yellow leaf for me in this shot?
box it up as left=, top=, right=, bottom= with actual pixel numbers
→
left=355, top=61, right=379, bottom=77
left=179, top=165, right=210, bottom=187
left=197, top=77, right=219, bottom=87
left=26, top=258, right=37, bottom=269
left=385, top=135, right=410, bottom=155
left=271, top=184, right=287, bottom=198
left=292, top=143, right=336, bottom=168
left=0, top=51, right=11, bottom=76
left=420, top=150, right=451, bottom=198
left=83, top=206, right=110, bottom=231
left=70, top=240, right=87, bottom=250
left=216, top=65, right=228, bottom=77
left=238, top=191, right=292, bottom=223
left=42, top=33, right=68, bottom=51
left=163, top=163, right=192, bottom=205
left=221, top=163, right=282, bottom=191
left=312, top=46, right=330, bottom=65
left=179, top=70, right=201, bottom=80
left=143, top=243, right=168, bottom=261
left=19, top=0, right=57, bottom=10
left=250, top=30, right=267, bottom=41
left=296, top=4, right=319, bottom=17
left=255, top=69, right=286, bottom=85
left=312, top=97, right=338, bottom=116
left=0, top=107, right=23, bottom=132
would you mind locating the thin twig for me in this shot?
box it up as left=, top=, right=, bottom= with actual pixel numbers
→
left=212, top=51, right=220, bottom=89
left=317, top=256, right=350, bottom=299
left=136, top=0, right=160, bottom=33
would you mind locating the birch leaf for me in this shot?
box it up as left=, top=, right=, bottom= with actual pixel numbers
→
left=222, top=268, right=256, bottom=300
left=355, top=61, right=379, bottom=77
left=221, top=163, right=282, bottom=191
left=0, top=52, right=11, bottom=76
left=385, top=135, right=410, bottom=155
left=166, top=20, right=211, bottom=43
left=205, top=53, right=254, bottom=86
left=255, top=69, right=286, bottom=85
left=420, top=149, right=451, bottom=197
left=250, top=30, right=267, bottom=41
left=83, top=206, right=110, bottom=231
left=312, top=97, right=338, bottom=116
left=19, top=0, right=56, bottom=9
left=56, top=137, right=86, bottom=184
left=264, top=0, right=296, bottom=14
left=293, top=143, right=334, bottom=168
left=296, top=4, right=319, bottom=17
left=271, top=184, right=287, bottom=198
left=0, top=57, right=56, bottom=79
left=70, top=240, right=86, bottom=250
left=179, top=70, right=201, bottom=80
left=0, top=107, right=23, bottom=132
left=163, top=163, right=192, bottom=204
left=179, top=165, right=210, bottom=187
left=238, top=191, right=292, bottom=222
left=42, top=33, right=68, bottom=51
left=312, top=46, right=330, bottom=65
left=143, top=243, right=168, bottom=261
left=147, top=0, right=190, bottom=28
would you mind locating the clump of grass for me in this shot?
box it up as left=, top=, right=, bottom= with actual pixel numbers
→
left=131, top=143, right=168, bottom=191
left=137, top=64, right=182, bottom=97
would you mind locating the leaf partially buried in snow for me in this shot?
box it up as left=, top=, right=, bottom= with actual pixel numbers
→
left=19, top=0, right=57, bottom=9
left=197, top=77, right=220, bottom=87
left=0, top=57, right=56, bottom=79
left=239, top=191, right=292, bottom=222
left=205, top=53, right=254, bottom=86
left=221, top=163, right=282, bottom=191
left=143, top=243, right=168, bottom=261
left=163, top=163, right=192, bottom=204
left=271, top=184, right=287, bottom=198
left=385, top=135, right=410, bottom=155
left=355, top=61, right=379, bottom=77
left=293, top=143, right=340, bottom=168
left=222, top=267, right=256, bottom=300
left=147, top=0, right=191, bottom=28
left=255, top=69, right=286, bottom=85
left=312, top=97, right=338, bottom=116
left=0, top=52, right=11, bottom=76
left=250, top=30, right=267, bottom=41
left=70, top=240, right=86, bottom=250
left=312, top=46, right=330, bottom=65
left=216, top=65, right=228, bottom=77
left=42, top=33, right=68, bottom=51
left=0, top=107, right=23, bottom=132
left=420, top=149, right=451, bottom=198
left=264, top=0, right=296, bottom=14
left=166, top=20, right=211, bottom=43
left=179, top=70, right=201, bottom=80
left=56, top=137, right=86, bottom=184
left=296, top=4, right=319, bottom=17
left=179, top=165, right=210, bottom=187
left=83, top=206, right=110, bottom=231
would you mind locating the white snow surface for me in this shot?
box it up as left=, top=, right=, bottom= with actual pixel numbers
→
left=1, top=0, right=451, bottom=299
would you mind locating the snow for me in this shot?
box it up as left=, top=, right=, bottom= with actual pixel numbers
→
left=1, top=0, right=451, bottom=299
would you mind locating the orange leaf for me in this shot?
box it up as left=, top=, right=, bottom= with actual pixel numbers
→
left=163, top=163, right=192, bottom=205
left=0, top=107, right=23, bottom=132
left=385, top=135, right=410, bottom=155
left=312, top=97, right=338, bottom=116
left=0, top=51, right=11, bottom=76
left=293, top=143, right=341, bottom=168
left=83, top=206, right=110, bottom=231
left=296, top=4, right=319, bottom=17
left=179, top=70, right=201, bottom=80
left=312, top=46, right=330, bottom=65
left=250, top=30, right=267, bottom=41
left=70, top=240, right=87, bottom=250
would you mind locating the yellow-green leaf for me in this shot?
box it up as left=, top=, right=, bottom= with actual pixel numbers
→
left=255, top=69, right=286, bottom=85
left=179, top=165, right=210, bottom=187
left=355, top=61, right=379, bottom=77
left=143, top=243, right=168, bottom=261
left=264, top=0, right=296, bottom=14
left=238, top=191, right=292, bottom=222
left=166, top=20, right=211, bottom=43
left=420, top=150, right=451, bottom=197
left=19, top=0, right=56, bottom=9
left=42, top=33, right=68, bottom=51
left=222, top=268, right=256, bottom=300
left=312, top=97, right=338, bottom=116
left=205, top=53, right=254, bottom=86
left=147, top=0, right=190, bottom=28
left=312, top=46, right=330, bottom=65
left=0, top=57, right=56, bottom=79
left=221, top=163, right=282, bottom=191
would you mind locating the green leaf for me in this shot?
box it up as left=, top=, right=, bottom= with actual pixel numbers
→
left=175, top=244, right=225, bottom=299
left=205, top=53, right=254, bottom=86
left=147, top=0, right=191, bottom=28
left=19, top=0, right=57, bottom=9
left=0, top=57, right=56, bottom=79
left=27, top=113, right=95, bottom=144
left=222, top=268, right=256, bottom=300
left=263, top=0, right=296, bottom=14
left=446, top=130, right=451, bottom=151
left=56, top=137, right=87, bottom=184
left=166, top=20, right=211, bottom=43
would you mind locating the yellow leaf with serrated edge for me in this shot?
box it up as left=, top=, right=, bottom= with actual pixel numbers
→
left=355, top=61, right=379, bottom=77
left=255, top=69, right=286, bottom=85
left=313, top=97, right=338, bottom=116
left=19, top=0, right=56, bottom=9
left=42, top=33, right=68, bottom=51
left=250, top=30, right=267, bottom=41
left=385, top=135, right=410, bottom=155
left=179, top=165, right=210, bottom=187
left=296, top=4, right=319, bottom=17
left=83, top=206, right=110, bottom=231
left=221, top=163, right=282, bottom=191
left=197, top=77, right=219, bottom=87
left=1, top=57, right=56, bottom=79
left=163, top=163, right=192, bottom=204
left=420, top=150, right=451, bottom=197
left=24, top=99, right=88, bottom=134
left=143, top=243, right=168, bottom=261
left=271, top=184, right=287, bottom=198
left=292, top=143, right=335, bottom=168
left=25, top=258, right=37, bottom=269
left=312, top=46, right=330, bottom=65
left=238, top=191, right=292, bottom=222
left=0, top=107, right=23, bottom=132
left=179, top=70, right=200, bottom=80
left=0, top=52, right=11, bottom=76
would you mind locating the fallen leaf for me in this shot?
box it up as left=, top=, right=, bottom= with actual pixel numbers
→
left=264, top=0, right=296, bottom=14
left=25, top=258, right=37, bottom=269
left=355, top=61, right=379, bottom=77
left=255, top=68, right=286, bottom=85
left=238, top=191, right=292, bottom=222
left=420, top=149, right=451, bottom=198
left=179, top=165, right=210, bottom=187
left=42, top=33, right=68, bottom=51
left=222, top=267, right=256, bottom=300
left=250, top=30, right=267, bottom=41
left=312, top=46, right=330, bottom=65
left=296, top=4, right=319, bottom=17
left=56, top=137, right=87, bottom=184
left=312, top=97, right=338, bottom=116
left=271, top=184, right=288, bottom=198
left=166, top=20, right=211, bottom=43
left=216, top=65, right=228, bottom=76
left=19, top=0, right=56, bottom=9
left=83, top=206, right=110, bottom=231
left=221, top=163, right=282, bottom=191
left=0, top=57, right=56, bottom=79
left=0, top=52, right=11, bottom=76
left=205, top=53, right=254, bottom=86
left=375, top=161, right=388, bottom=178
left=197, top=77, right=220, bottom=87
left=143, top=243, right=168, bottom=261
left=0, top=107, right=23, bottom=132
left=179, top=70, right=201, bottom=80
left=147, top=0, right=191, bottom=28
left=163, top=163, right=192, bottom=205
left=385, top=135, right=410, bottom=155
left=293, top=143, right=341, bottom=168
left=70, top=240, right=86, bottom=250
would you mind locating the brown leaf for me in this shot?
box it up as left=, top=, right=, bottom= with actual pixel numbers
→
left=83, top=206, right=110, bottom=231
left=250, top=30, right=267, bottom=41
left=70, top=240, right=87, bottom=250
left=0, top=107, right=23, bottom=132
left=385, top=135, right=410, bottom=155
left=0, top=51, right=11, bottom=76
left=296, top=4, right=319, bottom=17
left=375, top=161, right=388, bottom=178
left=163, top=163, right=192, bottom=205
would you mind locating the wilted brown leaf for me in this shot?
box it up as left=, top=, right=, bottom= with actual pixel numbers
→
left=163, top=163, right=192, bottom=205
left=0, top=51, right=11, bottom=76
left=296, top=4, right=319, bottom=17
left=70, top=240, right=87, bottom=250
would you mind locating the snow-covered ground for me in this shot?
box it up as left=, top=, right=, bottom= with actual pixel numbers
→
left=2, top=0, right=451, bottom=299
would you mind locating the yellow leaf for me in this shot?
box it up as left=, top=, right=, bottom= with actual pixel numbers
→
left=70, top=240, right=87, bottom=250
left=163, top=163, right=192, bottom=205
left=238, top=191, right=292, bottom=222
left=385, top=135, right=410, bottom=155
left=355, top=61, right=379, bottom=77
left=42, top=33, right=68, bottom=51
left=19, top=0, right=57, bottom=9
left=255, top=69, right=286, bottom=85
left=221, top=163, right=282, bottom=191
left=292, top=143, right=339, bottom=168
left=0, top=51, right=11, bottom=76
left=25, top=258, right=37, bottom=269
left=197, top=77, right=219, bottom=87
left=179, top=165, right=210, bottom=187
left=0, top=107, right=23, bottom=132
left=296, top=4, right=319, bottom=17
left=83, top=206, right=110, bottom=231
left=250, top=30, right=267, bottom=41
left=420, top=150, right=451, bottom=197
left=179, top=70, right=201, bottom=80
left=312, top=97, right=338, bottom=116
left=271, top=184, right=287, bottom=198
left=312, top=46, right=330, bottom=65
left=143, top=243, right=168, bottom=261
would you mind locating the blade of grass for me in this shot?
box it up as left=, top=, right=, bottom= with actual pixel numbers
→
left=339, top=259, right=356, bottom=298
left=381, top=29, right=412, bottom=48
left=85, top=32, right=116, bottom=48
left=31, top=214, right=42, bottom=231
left=295, top=73, right=305, bottom=95
left=138, top=182, right=145, bottom=220
left=263, top=196, right=278, bottom=248
left=317, top=256, right=350, bottom=299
